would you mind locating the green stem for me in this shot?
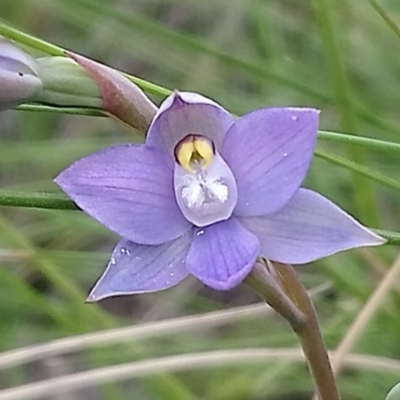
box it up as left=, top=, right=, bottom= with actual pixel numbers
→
left=244, top=262, right=306, bottom=330
left=367, top=0, right=400, bottom=41
left=272, top=262, right=341, bottom=400
left=246, top=262, right=341, bottom=400
left=17, top=103, right=106, bottom=116
left=315, top=150, right=400, bottom=192
left=0, top=20, right=65, bottom=55
left=317, top=130, right=400, bottom=153
left=0, top=190, right=78, bottom=210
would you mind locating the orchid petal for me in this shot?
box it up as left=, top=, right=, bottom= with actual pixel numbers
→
left=87, top=233, right=192, bottom=301
left=55, top=144, right=191, bottom=245
left=240, top=188, right=385, bottom=264
left=186, top=218, right=259, bottom=290
left=174, top=152, right=237, bottom=227
left=222, top=108, right=319, bottom=216
left=146, top=91, right=234, bottom=155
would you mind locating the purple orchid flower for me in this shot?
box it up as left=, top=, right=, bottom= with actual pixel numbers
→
left=55, top=91, right=385, bottom=301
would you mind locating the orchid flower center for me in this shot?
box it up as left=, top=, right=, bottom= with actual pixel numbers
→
left=175, top=134, right=214, bottom=173
left=174, top=134, right=237, bottom=227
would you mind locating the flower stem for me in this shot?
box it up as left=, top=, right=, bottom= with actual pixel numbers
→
left=0, top=190, right=78, bottom=211
left=244, top=262, right=306, bottom=330
left=246, top=262, right=341, bottom=400
left=317, top=130, right=400, bottom=154
left=315, top=149, right=400, bottom=192
left=272, top=262, right=341, bottom=400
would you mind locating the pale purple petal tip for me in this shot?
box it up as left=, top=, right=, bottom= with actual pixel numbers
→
left=146, top=91, right=234, bottom=154
left=55, top=144, right=191, bottom=245
left=186, top=218, right=259, bottom=290
left=240, top=188, right=386, bottom=264
left=222, top=107, right=319, bottom=217
left=87, top=233, right=192, bottom=302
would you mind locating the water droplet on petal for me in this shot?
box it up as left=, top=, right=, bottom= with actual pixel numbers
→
left=170, top=272, right=174, bottom=277
left=110, top=257, right=116, bottom=265
left=196, top=230, right=205, bottom=237
left=283, top=152, right=288, bottom=157
left=120, top=248, right=126, bottom=254
left=291, top=115, right=298, bottom=121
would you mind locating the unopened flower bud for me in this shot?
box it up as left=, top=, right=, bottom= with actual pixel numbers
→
left=0, top=36, right=42, bottom=111
left=67, top=52, right=157, bottom=133
left=35, top=54, right=158, bottom=134
left=35, top=56, right=103, bottom=109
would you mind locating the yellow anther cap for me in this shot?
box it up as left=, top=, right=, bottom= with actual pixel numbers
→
left=175, top=135, right=214, bottom=172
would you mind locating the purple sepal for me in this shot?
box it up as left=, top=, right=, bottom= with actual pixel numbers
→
left=240, top=188, right=386, bottom=264
left=87, top=232, right=192, bottom=302
left=55, top=144, right=191, bottom=245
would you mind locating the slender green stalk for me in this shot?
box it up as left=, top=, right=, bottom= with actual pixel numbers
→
left=246, top=262, right=341, bottom=400
left=0, top=190, right=78, bottom=211
left=17, top=104, right=106, bottom=116
left=311, top=0, right=380, bottom=227
left=0, top=21, right=65, bottom=55
left=272, top=262, right=341, bottom=400
left=317, top=130, right=400, bottom=153
left=244, top=262, right=306, bottom=330
left=368, top=0, right=400, bottom=41
left=315, top=150, right=400, bottom=192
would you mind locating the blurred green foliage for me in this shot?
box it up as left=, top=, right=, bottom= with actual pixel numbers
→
left=0, top=0, right=400, bottom=399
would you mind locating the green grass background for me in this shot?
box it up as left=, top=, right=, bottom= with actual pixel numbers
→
left=0, top=0, right=400, bottom=399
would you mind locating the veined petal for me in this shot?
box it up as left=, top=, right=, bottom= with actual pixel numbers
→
left=146, top=91, right=234, bottom=155
left=87, top=233, right=192, bottom=301
left=186, top=218, right=259, bottom=290
left=222, top=108, right=319, bottom=216
left=55, top=144, right=191, bottom=245
left=240, top=188, right=385, bottom=264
